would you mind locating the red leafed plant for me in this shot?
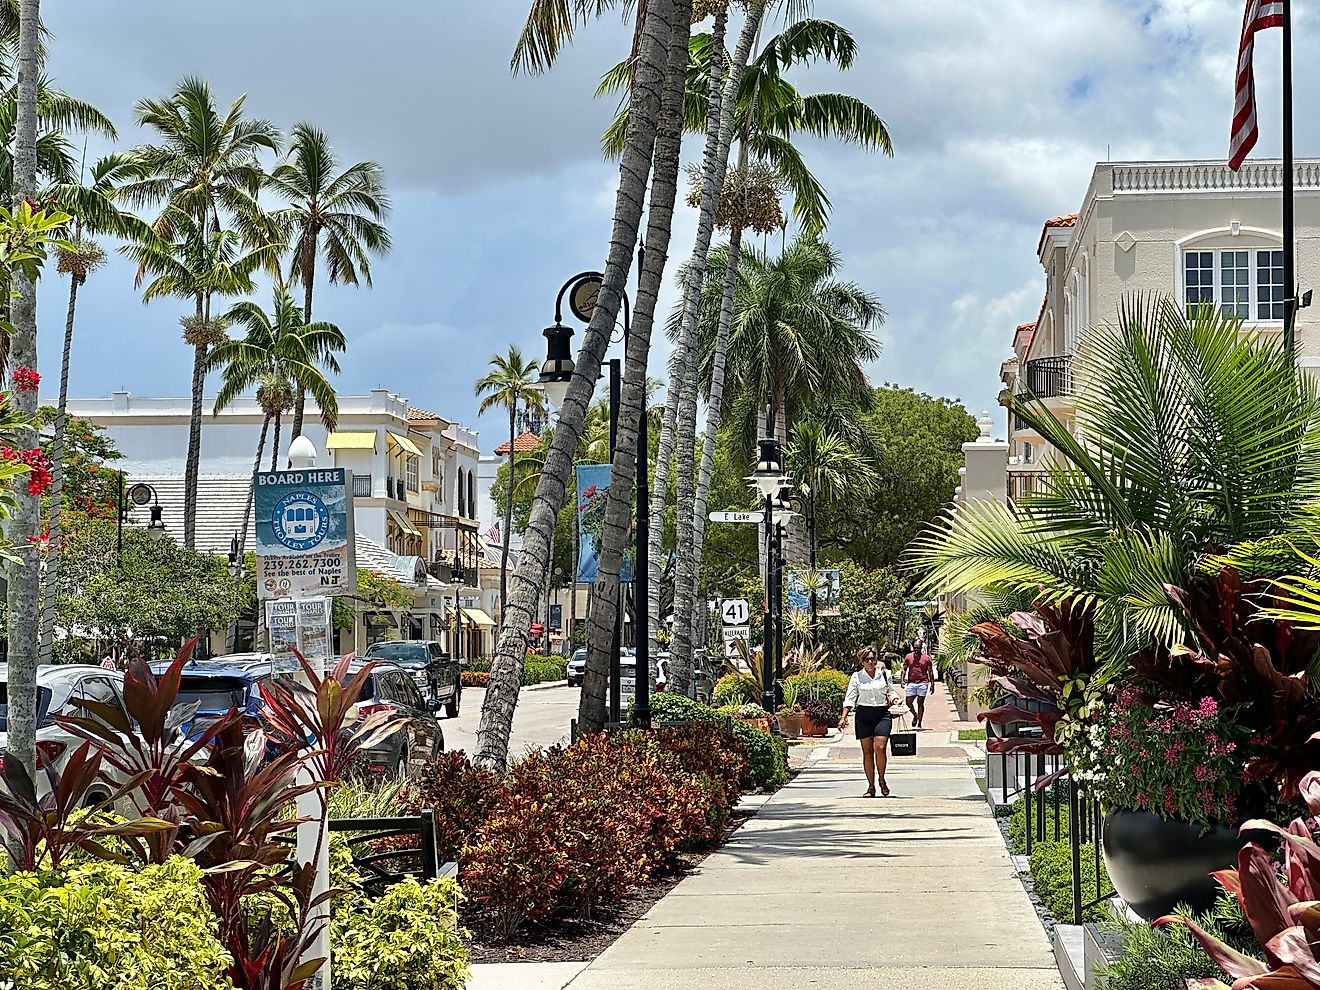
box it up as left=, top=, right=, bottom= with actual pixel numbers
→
left=1155, top=770, right=1320, bottom=988
left=0, top=741, right=164, bottom=870
left=58, top=636, right=235, bottom=863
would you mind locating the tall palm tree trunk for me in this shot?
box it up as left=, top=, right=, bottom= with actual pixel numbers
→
left=38, top=271, right=80, bottom=665
left=578, top=0, right=693, bottom=735
left=183, top=294, right=207, bottom=549
left=691, top=218, right=745, bottom=650
left=269, top=411, right=283, bottom=472
left=500, top=407, right=516, bottom=623
left=474, top=0, right=680, bottom=770
left=648, top=1, right=759, bottom=667
left=6, top=0, right=42, bottom=777
left=290, top=253, right=316, bottom=446
left=239, top=415, right=270, bottom=554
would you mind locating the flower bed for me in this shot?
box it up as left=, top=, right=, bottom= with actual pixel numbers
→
left=399, top=719, right=753, bottom=941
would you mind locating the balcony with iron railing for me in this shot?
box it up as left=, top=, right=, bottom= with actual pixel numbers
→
left=1007, top=469, right=1045, bottom=504
left=1023, top=355, right=1073, bottom=399
left=352, top=474, right=373, bottom=498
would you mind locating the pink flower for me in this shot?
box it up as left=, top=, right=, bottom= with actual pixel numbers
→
left=1195, top=766, right=1212, bottom=782
left=12, top=366, right=38, bottom=392
left=1198, top=697, right=1219, bottom=716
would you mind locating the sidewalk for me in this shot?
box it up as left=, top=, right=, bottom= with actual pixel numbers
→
left=563, top=687, right=1061, bottom=989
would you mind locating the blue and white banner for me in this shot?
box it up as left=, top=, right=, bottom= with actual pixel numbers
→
left=254, top=467, right=355, bottom=599
left=575, top=463, right=633, bottom=584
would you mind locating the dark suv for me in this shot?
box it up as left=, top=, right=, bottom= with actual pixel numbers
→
left=364, top=641, right=461, bottom=717
left=349, top=660, right=444, bottom=778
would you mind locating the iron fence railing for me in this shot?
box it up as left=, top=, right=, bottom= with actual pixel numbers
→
left=1023, top=355, right=1073, bottom=399
left=1007, top=470, right=1044, bottom=504
left=352, top=474, right=373, bottom=498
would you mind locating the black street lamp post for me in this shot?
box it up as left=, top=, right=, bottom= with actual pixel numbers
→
left=117, top=476, right=167, bottom=565
left=746, top=437, right=784, bottom=717
left=540, top=268, right=651, bottom=729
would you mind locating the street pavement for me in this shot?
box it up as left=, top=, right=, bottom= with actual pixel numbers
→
left=443, top=682, right=578, bottom=758
left=470, top=687, right=1062, bottom=989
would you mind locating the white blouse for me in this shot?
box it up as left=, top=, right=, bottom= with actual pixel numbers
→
left=844, top=667, right=896, bottom=709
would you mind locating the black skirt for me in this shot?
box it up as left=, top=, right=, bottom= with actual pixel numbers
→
left=855, top=705, right=893, bottom=740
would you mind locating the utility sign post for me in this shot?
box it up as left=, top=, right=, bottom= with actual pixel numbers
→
left=254, top=467, right=356, bottom=600
left=708, top=510, right=759, bottom=524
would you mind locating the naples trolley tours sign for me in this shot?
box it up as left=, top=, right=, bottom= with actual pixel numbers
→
left=254, top=467, right=356, bottom=600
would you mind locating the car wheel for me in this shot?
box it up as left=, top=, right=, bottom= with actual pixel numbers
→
left=445, top=687, right=461, bottom=719
left=393, top=747, right=409, bottom=780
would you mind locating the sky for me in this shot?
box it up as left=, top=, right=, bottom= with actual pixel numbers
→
left=33, top=0, right=1318, bottom=449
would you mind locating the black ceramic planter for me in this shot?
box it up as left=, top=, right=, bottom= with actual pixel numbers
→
left=1101, top=809, right=1248, bottom=920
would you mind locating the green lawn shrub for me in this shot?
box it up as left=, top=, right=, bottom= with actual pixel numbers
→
left=334, top=877, right=469, bottom=990
left=0, top=856, right=232, bottom=990
left=1097, top=891, right=1254, bottom=990
left=713, top=672, right=757, bottom=707
left=523, top=657, right=567, bottom=685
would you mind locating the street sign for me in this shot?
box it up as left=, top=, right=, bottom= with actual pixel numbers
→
left=722, top=625, right=751, bottom=661
left=708, top=510, right=759, bottom=524
left=721, top=598, right=750, bottom=626
left=254, top=467, right=355, bottom=600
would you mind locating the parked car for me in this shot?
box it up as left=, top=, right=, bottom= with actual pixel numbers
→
left=363, top=640, right=461, bottom=717
left=566, top=649, right=587, bottom=687
left=346, top=660, right=444, bottom=778
left=0, top=664, right=132, bottom=802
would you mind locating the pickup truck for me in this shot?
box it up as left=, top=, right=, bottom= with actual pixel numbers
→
left=364, top=640, right=462, bottom=717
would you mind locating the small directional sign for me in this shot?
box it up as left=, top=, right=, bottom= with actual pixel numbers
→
left=721, top=598, right=750, bottom=627
left=708, top=510, right=759, bottom=524
left=722, top=625, right=751, bottom=659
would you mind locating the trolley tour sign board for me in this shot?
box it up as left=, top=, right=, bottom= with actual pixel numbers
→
left=254, top=468, right=356, bottom=600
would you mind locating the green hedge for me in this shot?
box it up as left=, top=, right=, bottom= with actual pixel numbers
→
left=1027, top=838, right=1111, bottom=923
left=649, top=693, right=788, bottom=792
left=713, top=673, right=757, bottom=707
left=463, top=655, right=565, bottom=685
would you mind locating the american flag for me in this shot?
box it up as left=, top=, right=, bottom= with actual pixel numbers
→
left=485, top=522, right=501, bottom=543
left=1229, top=0, right=1285, bottom=171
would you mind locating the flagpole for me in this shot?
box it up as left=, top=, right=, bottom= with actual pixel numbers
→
left=1283, top=0, right=1296, bottom=355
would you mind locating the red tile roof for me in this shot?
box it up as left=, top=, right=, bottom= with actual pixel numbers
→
left=494, top=431, right=542, bottom=455
left=408, top=406, right=445, bottom=422
left=1036, top=213, right=1078, bottom=253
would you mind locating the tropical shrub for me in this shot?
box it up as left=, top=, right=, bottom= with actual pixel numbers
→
left=399, top=751, right=504, bottom=863
left=800, top=698, right=833, bottom=728
left=785, top=669, right=850, bottom=722
left=650, top=693, right=788, bottom=792
left=460, top=671, right=489, bottom=688
left=333, top=877, right=469, bottom=990
left=713, top=672, right=756, bottom=706
left=523, top=657, right=567, bottom=685
left=0, top=856, right=232, bottom=990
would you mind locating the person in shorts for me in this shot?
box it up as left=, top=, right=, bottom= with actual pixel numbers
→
left=838, top=647, right=899, bottom=797
left=903, top=641, right=935, bottom=729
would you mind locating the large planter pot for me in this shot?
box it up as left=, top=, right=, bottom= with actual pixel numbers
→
left=800, top=715, right=829, bottom=737
left=737, top=716, right=772, bottom=734
left=777, top=713, right=803, bottom=738
left=1101, top=809, right=1252, bottom=920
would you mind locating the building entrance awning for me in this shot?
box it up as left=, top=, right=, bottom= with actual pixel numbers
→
left=388, top=509, right=421, bottom=537
left=387, top=431, right=424, bottom=457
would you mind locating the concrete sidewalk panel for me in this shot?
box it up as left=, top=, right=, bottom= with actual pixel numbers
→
left=568, top=966, right=1065, bottom=990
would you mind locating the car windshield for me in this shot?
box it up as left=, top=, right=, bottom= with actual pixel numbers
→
left=0, top=684, right=53, bottom=729
left=177, top=676, right=252, bottom=713
left=571, top=651, right=586, bottom=663
left=367, top=643, right=430, bottom=665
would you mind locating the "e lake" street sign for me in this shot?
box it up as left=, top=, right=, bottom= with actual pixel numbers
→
left=708, top=510, right=759, bottom=524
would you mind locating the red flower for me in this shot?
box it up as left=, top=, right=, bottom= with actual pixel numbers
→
left=11, top=367, right=38, bottom=393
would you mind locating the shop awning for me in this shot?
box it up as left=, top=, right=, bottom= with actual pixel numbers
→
left=462, top=608, right=496, bottom=628
left=387, top=431, right=424, bottom=457
left=326, top=430, right=376, bottom=450
left=388, top=509, right=421, bottom=537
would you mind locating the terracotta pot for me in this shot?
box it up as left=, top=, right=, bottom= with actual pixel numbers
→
left=777, top=713, right=803, bottom=738
left=737, top=716, right=772, bottom=733
left=1101, top=809, right=1263, bottom=920
left=800, top=715, right=829, bottom=737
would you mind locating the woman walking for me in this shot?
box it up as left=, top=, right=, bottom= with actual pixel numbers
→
left=838, top=646, right=900, bottom=797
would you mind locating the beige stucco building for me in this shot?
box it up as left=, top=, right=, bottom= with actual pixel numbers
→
left=1003, top=158, right=1320, bottom=496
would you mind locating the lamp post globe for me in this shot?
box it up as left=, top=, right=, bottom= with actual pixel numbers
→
left=745, top=438, right=783, bottom=498
left=539, top=322, right=575, bottom=413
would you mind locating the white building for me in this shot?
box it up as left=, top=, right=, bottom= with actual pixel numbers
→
left=64, top=389, right=496, bottom=657
left=1004, top=159, right=1320, bottom=495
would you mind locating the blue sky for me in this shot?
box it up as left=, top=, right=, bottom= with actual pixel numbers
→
left=34, top=0, right=1311, bottom=448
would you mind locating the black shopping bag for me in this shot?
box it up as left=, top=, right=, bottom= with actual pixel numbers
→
left=889, top=732, right=917, bottom=756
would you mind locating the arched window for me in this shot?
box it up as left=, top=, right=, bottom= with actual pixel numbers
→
left=1177, top=226, right=1284, bottom=321
left=458, top=468, right=467, bottom=518
left=467, top=472, right=476, bottom=520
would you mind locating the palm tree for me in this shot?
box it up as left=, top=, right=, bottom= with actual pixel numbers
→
left=125, top=207, right=281, bottom=526
left=475, top=346, right=545, bottom=626
left=38, top=152, right=150, bottom=665
left=5, top=0, right=42, bottom=777
left=208, top=285, right=346, bottom=551
left=124, top=77, right=279, bottom=547
left=475, top=0, right=687, bottom=770
left=911, top=295, right=1320, bottom=666
left=269, top=122, right=391, bottom=445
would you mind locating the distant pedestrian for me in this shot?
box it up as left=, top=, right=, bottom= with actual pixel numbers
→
left=903, top=641, right=935, bottom=729
left=839, top=646, right=900, bottom=798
